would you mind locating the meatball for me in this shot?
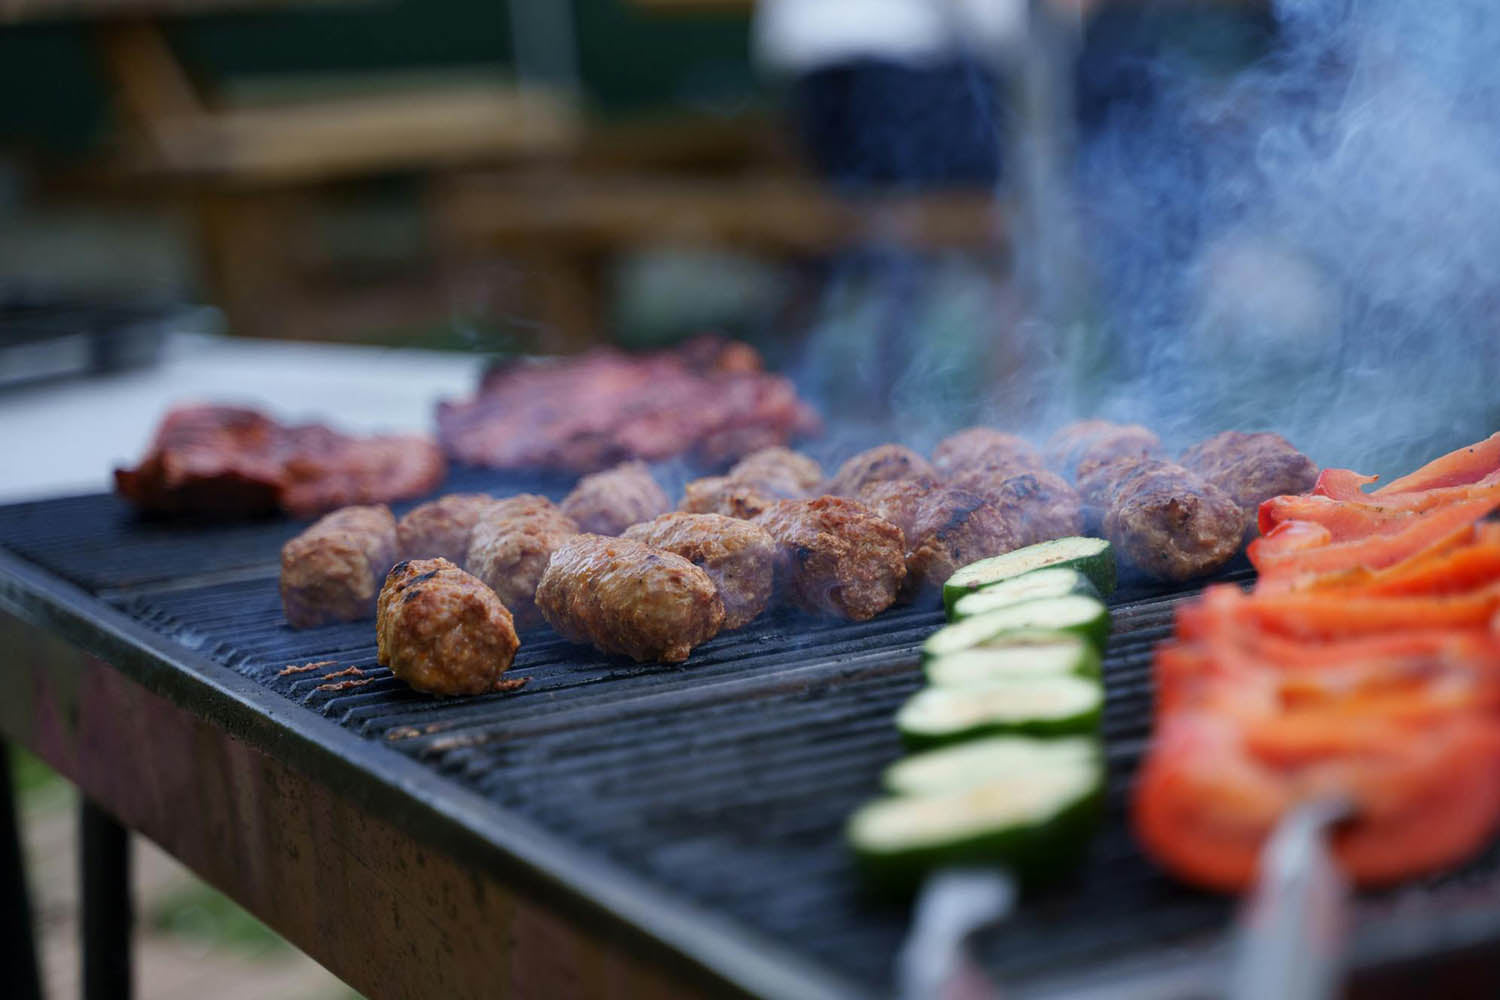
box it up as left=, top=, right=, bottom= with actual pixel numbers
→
left=1045, top=420, right=1162, bottom=481
left=957, top=469, right=1085, bottom=548
left=932, top=428, right=1044, bottom=480
left=623, top=512, right=777, bottom=629
left=1101, top=460, right=1243, bottom=581
left=727, top=446, right=824, bottom=497
left=536, top=535, right=725, bottom=663
left=860, top=481, right=1022, bottom=598
left=754, top=496, right=907, bottom=620
left=280, top=505, right=398, bottom=628
left=465, top=498, right=579, bottom=628
left=1180, top=431, right=1318, bottom=540
left=395, top=493, right=498, bottom=564
left=825, top=444, right=938, bottom=497
left=679, top=476, right=783, bottom=520
left=376, top=558, right=521, bottom=695
left=561, top=460, right=672, bottom=536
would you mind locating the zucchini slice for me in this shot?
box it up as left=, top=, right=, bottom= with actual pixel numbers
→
left=849, top=758, right=1104, bottom=890
left=925, top=635, right=1100, bottom=687
left=923, top=595, right=1111, bottom=659
left=942, top=537, right=1115, bottom=614
left=895, top=675, right=1103, bottom=748
left=883, top=735, right=1101, bottom=796
left=944, top=566, right=1098, bottom=622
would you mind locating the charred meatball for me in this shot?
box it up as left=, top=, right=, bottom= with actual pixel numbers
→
left=396, top=493, right=499, bottom=564
left=281, top=505, right=398, bottom=628
left=536, top=535, right=725, bottom=662
left=957, top=469, right=1085, bottom=548
left=1046, top=420, right=1162, bottom=481
left=727, top=446, right=824, bottom=496
left=561, top=460, right=671, bottom=536
left=754, top=496, right=907, bottom=620
left=860, top=480, right=1021, bottom=598
left=376, top=558, right=520, bottom=695
left=825, top=444, right=937, bottom=497
left=678, top=475, right=782, bottom=520
left=465, top=497, right=579, bottom=628
left=932, top=428, right=1044, bottom=480
left=1180, top=431, right=1318, bottom=540
left=623, top=512, right=777, bottom=629
left=1100, top=460, right=1243, bottom=581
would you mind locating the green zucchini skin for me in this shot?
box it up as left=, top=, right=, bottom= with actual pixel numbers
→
left=941, top=537, right=1116, bottom=615
left=943, top=566, right=1100, bottom=622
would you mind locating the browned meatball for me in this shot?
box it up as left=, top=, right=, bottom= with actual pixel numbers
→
left=465, top=499, right=579, bottom=628
left=727, top=446, right=824, bottom=496
left=623, top=512, right=777, bottom=629
left=1045, top=420, right=1162, bottom=481
left=957, top=469, right=1085, bottom=548
left=1180, top=431, right=1318, bottom=540
left=754, top=496, right=907, bottom=620
left=376, top=558, right=520, bottom=695
left=280, top=505, right=398, bottom=628
left=561, top=460, right=672, bottom=536
left=395, top=493, right=499, bottom=564
left=1101, top=460, right=1243, bottom=581
left=824, top=444, right=937, bottom=497
left=1076, top=455, right=1156, bottom=533
left=860, top=481, right=1022, bottom=598
left=932, top=428, right=1044, bottom=480
left=679, top=476, right=782, bottom=519
left=536, top=535, right=725, bottom=662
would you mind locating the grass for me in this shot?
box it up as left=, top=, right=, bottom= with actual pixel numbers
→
left=148, top=882, right=290, bottom=958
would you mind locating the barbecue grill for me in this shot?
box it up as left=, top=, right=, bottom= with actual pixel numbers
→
left=4, top=471, right=1500, bottom=998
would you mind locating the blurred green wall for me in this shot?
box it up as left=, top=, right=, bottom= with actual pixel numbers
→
left=0, top=0, right=758, bottom=156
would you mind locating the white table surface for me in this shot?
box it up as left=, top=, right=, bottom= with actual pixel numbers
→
left=0, top=333, right=485, bottom=504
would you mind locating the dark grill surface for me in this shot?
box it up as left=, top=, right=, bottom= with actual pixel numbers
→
left=8, top=487, right=1500, bottom=996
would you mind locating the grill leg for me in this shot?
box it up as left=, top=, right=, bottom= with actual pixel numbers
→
left=0, top=745, right=42, bottom=1000
left=81, top=799, right=132, bottom=1000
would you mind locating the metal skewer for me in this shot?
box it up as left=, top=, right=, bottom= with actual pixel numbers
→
left=898, top=867, right=1014, bottom=1000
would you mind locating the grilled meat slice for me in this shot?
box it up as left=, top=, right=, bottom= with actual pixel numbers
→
left=859, top=480, right=1022, bottom=598
left=932, top=428, right=1045, bottom=480
left=1180, top=431, right=1318, bottom=540
left=754, top=496, right=907, bottom=620
left=536, top=535, right=725, bottom=663
left=1045, top=419, right=1162, bottom=481
left=396, top=493, right=499, bottom=564
left=956, top=469, right=1085, bottom=548
left=624, top=512, right=777, bottom=630
left=465, top=496, right=579, bottom=628
left=824, top=445, right=937, bottom=497
left=561, top=460, right=672, bottom=536
left=280, top=505, right=399, bottom=628
left=376, top=557, right=520, bottom=695
left=1098, top=459, right=1243, bottom=581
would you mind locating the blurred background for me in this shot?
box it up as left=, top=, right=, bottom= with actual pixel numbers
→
left=2, top=0, right=1498, bottom=995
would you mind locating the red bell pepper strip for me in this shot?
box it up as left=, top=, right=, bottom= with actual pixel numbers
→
left=1310, top=466, right=1500, bottom=511
left=1226, top=585, right=1500, bottom=639
left=1375, top=432, right=1500, bottom=495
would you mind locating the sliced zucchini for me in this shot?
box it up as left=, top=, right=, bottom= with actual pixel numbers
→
left=944, top=566, right=1098, bottom=622
left=849, top=758, right=1104, bottom=890
left=925, top=634, right=1100, bottom=687
left=895, top=675, right=1103, bottom=748
left=923, top=595, right=1111, bottom=659
left=942, top=537, right=1115, bottom=615
left=883, top=735, right=1100, bottom=796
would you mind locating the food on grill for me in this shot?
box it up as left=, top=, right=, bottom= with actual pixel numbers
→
left=941, top=536, right=1116, bottom=615
left=396, top=493, right=499, bottom=564
left=464, top=495, right=579, bottom=628
left=925, top=633, right=1101, bottom=688
left=1136, top=432, right=1500, bottom=891
left=933, top=594, right=1112, bottom=652
left=945, top=567, right=1098, bottom=617
left=1086, top=459, right=1243, bottom=581
left=753, top=496, right=907, bottom=621
left=622, top=512, right=776, bottom=630
left=280, top=505, right=399, bottom=628
left=727, top=446, right=824, bottom=496
left=560, top=460, right=672, bottom=536
left=897, top=674, right=1105, bottom=746
left=931, top=427, right=1045, bottom=480
left=857, top=480, right=1022, bottom=599
left=848, top=744, right=1104, bottom=890
left=678, top=476, right=782, bottom=520
left=824, top=444, right=937, bottom=497
left=375, top=558, right=520, bottom=696
left=1045, top=420, right=1161, bottom=481
left=1180, top=431, right=1318, bottom=540
left=1373, top=431, right=1500, bottom=495
left=536, top=534, right=725, bottom=663
left=435, top=339, right=821, bottom=473
left=953, top=469, right=1085, bottom=549
left=116, top=404, right=446, bottom=519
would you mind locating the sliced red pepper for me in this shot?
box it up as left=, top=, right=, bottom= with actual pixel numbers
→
left=1259, top=492, right=1457, bottom=540
left=1230, top=586, right=1500, bottom=639
left=1313, top=468, right=1380, bottom=502
left=1311, top=466, right=1500, bottom=511
left=1375, top=432, right=1500, bottom=495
